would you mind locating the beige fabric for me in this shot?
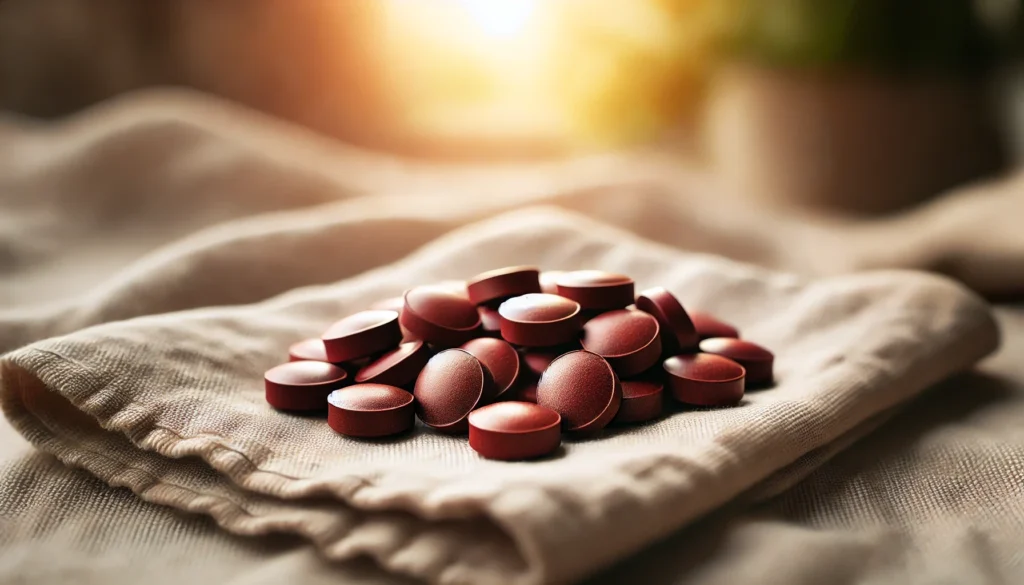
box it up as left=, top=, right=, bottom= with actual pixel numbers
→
left=4, top=306, right=1024, bottom=585
left=0, top=90, right=1019, bottom=584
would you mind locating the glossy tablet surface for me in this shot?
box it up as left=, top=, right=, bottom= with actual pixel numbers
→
left=401, top=285, right=482, bottom=347
left=469, top=401, right=561, bottom=460
left=288, top=338, right=330, bottom=363
left=413, top=349, right=493, bottom=433
left=555, top=270, right=635, bottom=310
left=537, top=350, right=621, bottom=434
left=327, top=384, right=414, bottom=437
left=498, top=293, right=581, bottom=347
left=354, top=341, right=431, bottom=388
left=460, top=338, right=523, bottom=400
left=467, top=266, right=541, bottom=305
left=699, top=338, right=774, bottom=385
left=663, top=354, right=745, bottom=406
left=321, top=310, right=403, bottom=363
left=580, top=309, right=662, bottom=377
left=635, top=287, right=699, bottom=353
left=690, top=312, right=740, bottom=341
left=265, top=361, right=349, bottom=411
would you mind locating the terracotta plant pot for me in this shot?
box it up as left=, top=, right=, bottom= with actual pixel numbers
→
left=704, top=65, right=1006, bottom=215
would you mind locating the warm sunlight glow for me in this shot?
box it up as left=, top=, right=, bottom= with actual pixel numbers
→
left=458, top=0, right=539, bottom=38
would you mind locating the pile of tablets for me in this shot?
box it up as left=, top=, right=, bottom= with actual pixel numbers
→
left=265, top=267, right=774, bottom=460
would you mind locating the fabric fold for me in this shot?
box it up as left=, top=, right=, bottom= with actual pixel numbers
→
left=1, top=207, right=1000, bottom=585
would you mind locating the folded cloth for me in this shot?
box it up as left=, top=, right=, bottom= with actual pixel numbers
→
left=1, top=196, right=999, bottom=584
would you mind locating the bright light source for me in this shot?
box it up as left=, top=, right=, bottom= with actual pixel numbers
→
left=458, top=0, right=538, bottom=38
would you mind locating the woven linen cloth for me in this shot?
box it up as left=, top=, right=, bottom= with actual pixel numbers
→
left=0, top=90, right=1011, bottom=584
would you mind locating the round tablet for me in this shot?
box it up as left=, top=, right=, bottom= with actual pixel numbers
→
left=699, top=338, right=774, bottom=386
left=613, top=379, right=664, bottom=424
left=478, top=305, right=503, bottom=337
left=538, top=270, right=565, bottom=295
left=401, top=286, right=482, bottom=347
left=690, top=312, right=740, bottom=340
left=498, top=293, right=581, bottom=347
left=635, top=287, right=699, bottom=354
left=580, top=309, right=662, bottom=377
left=354, top=341, right=431, bottom=388
left=322, top=310, right=403, bottom=363
left=663, top=354, right=745, bottom=406
left=537, top=350, right=621, bottom=435
left=460, top=338, right=523, bottom=400
left=555, top=270, right=635, bottom=310
left=288, top=338, right=330, bottom=363
left=413, top=349, right=494, bottom=433
left=327, top=384, right=414, bottom=438
left=265, top=361, right=349, bottom=411
left=467, top=266, right=541, bottom=305
left=468, top=402, right=561, bottom=460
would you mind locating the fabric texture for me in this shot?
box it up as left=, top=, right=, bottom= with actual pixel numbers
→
left=0, top=89, right=1021, bottom=584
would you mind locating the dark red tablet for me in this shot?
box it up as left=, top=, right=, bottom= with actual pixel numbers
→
left=327, top=384, right=414, bottom=437
left=555, top=270, right=634, bottom=310
left=469, top=402, right=561, bottom=460
left=460, top=337, right=523, bottom=400
left=536, top=350, right=621, bottom=435
left=401, top=285, right=482, bottom=347
left=580, top=309, right=662, bottom=377
left=413, top=349, right=494, bottom=434
left=699, top=338, right=774, bottom=386
left=467, top=266, right=541, bottom=305
left=635, top=287, right=699, bottom=353
left=498, top=293, right=581, bottom=347
left=265, top=361, right=349, bottom=411
left=613, top=378, right=664, bottom=424
left=354, top=340, right=431, bottom=388
left=663, top=353, right=745, bottom=406
left=288, top=338, right=330, bottom=363
left=690, top=312, right=740, bottom=341
left=322, top=310, right=403, bottom=363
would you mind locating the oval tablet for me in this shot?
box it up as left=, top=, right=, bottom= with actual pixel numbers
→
left=355, top=341, right=431, bottom=388
left=581, top=309, right=662, bottom=377
left=413, top=349, right=494, bottom=433
left=467, top=266, right=541, bottom=305
left=663, top=354, right=745, bottom=406
left=537, top=350, right=621, bottom=435
left=461, top=337, right=523, bottom=400
left=699, top=338, right=774, bottom=386
left=498, top=293, right=581, bottom=347
left=555, top=270, right=634, bottom=310
left=401, top=285, right=482, bottom=347
left=265, top=361, right=349, bottom=411
left=327, top=384, right=414, bottom=437
left=635, top=287, right=699, bottom=353
left=614, top=378, right=664, bottom=424
left=690, top=312, right=740, bottom=341
left=469, top=402, right=561, bottom=460
left=322, top=310, right=403, bottom=363
left=288, top=338, right=330, bottom=363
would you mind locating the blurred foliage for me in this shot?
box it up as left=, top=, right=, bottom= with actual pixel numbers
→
left=553, top=0, right=1023, bottom=145
left=735, top=0, right=1000, bottom=72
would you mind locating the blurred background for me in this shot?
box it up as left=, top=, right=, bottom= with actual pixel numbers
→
left=1, top=0, right=1022, bottom=214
